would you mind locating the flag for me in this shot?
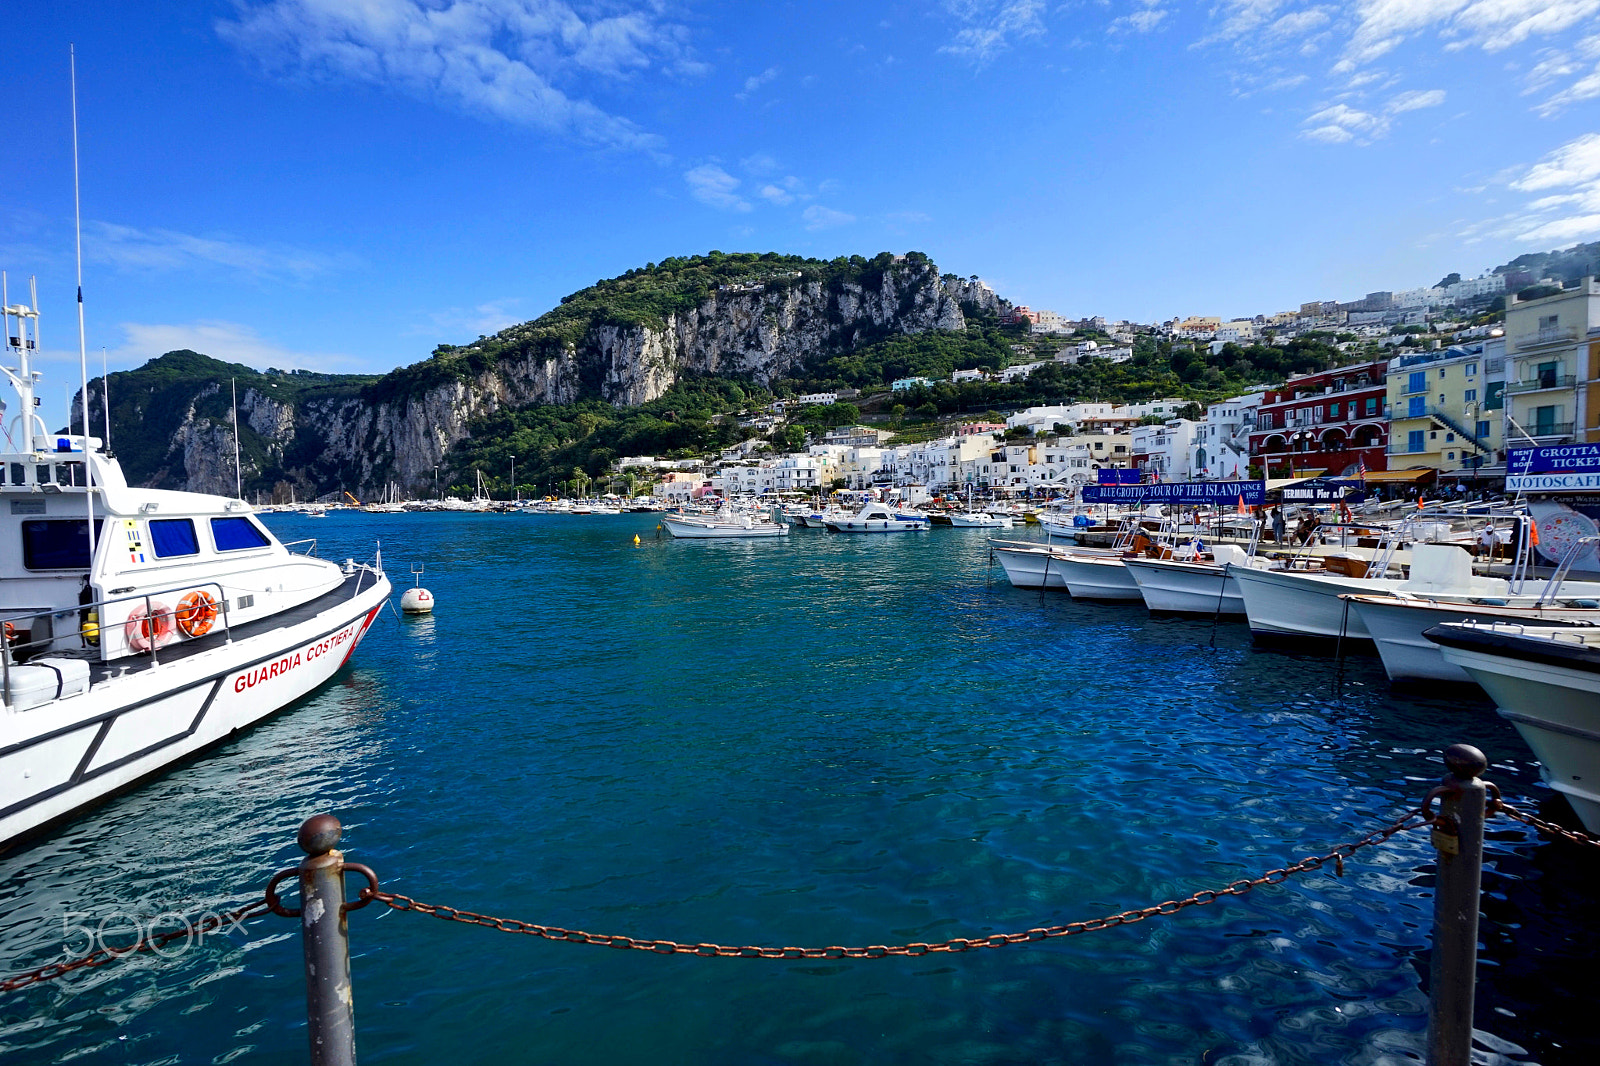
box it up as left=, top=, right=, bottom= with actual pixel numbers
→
left=1529, top=518, right=1540, bottom=546
left=1236, top=494, right=1247, bottom=516
left=1357, top=456, right=1368, bottom=478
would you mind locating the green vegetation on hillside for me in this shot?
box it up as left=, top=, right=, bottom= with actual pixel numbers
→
left=85, top=350, right=377, bottom=494
left=365, top=250, right=938, bottom=405
left=1493, top=241, right=1600, bottom=287
left=443, top=377, right=765, bottom=496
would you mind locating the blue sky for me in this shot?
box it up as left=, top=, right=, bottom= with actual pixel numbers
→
left=6, top=0, right=1600, bottom=423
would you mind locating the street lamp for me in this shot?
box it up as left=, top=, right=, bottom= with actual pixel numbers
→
left=510, top=454, right=517, bottom=502
left=1463, top=402, right=1483, bottom=477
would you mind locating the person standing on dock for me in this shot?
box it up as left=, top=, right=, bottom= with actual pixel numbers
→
left=1270, top=507, right=1286, bottom=544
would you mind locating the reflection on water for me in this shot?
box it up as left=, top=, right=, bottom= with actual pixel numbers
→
left=0, top=512, right=1594, bottom=1065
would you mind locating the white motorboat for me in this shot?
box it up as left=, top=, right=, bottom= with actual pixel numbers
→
left=1346, top=534, right=1600, bottom=682
left=824, top=502, right=931, bottom=533
left=1349, top=594, right=1600, bottom=683
left=1, top=290, right=390, bottom=850
left=949, top=511, right=1013, bottom=529
left=1229, top=540, right=1491, bottom=642
left=661, top=504, right=789, bottom=539
left=992, top=542, right=1076, bottom=589
left=1426, top=622, right=1600, bottom=833
left=1123, top=543, right=1259, bottom=615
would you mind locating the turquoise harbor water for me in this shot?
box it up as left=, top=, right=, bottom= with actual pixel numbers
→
left=2, top=511, right=1597, bottom=1065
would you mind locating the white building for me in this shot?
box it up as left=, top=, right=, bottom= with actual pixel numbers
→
left=951, top=368, right=987, bottom=383
left=1190, top=391, right=1265, bottom=479
left=1131, top=419, right=1199, bottom=481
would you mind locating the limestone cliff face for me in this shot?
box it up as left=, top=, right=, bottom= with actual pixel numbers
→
left=87, top=260, right=1008, bottom=498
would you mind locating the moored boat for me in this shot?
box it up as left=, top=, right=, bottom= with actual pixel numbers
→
left=824, top=502, right=930, bottom=532
left=0, top=291, right=390, bottom=850
left=1426, top=622, right=1600, bottom=833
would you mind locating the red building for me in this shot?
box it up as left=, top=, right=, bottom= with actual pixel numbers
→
left=1248, top=360, right=1389, bottom=478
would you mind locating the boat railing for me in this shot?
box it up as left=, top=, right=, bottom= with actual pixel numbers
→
left=1532, top=535, right=1600, bottom=608
left=1, top=579, right=232, bottom=709
left=281, top=538, right=318, bottom=556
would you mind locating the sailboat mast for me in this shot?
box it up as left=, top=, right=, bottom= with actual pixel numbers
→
left=70, top=46, right=98, bottom=563
left=232, top=376, right=242, bottom=499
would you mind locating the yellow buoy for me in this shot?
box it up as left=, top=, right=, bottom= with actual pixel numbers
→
left=633, top=534, right=641, bottom=545
left=81, top=608, right=100, bottom=647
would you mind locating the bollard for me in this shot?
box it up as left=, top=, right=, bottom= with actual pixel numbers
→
left=1426, top=744, right=1489, bottom=1066
left=297, top=814, right=358, bottom=1066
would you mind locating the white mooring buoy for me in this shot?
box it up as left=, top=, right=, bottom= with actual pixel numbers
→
left=401, top=563, right=434, bottom=614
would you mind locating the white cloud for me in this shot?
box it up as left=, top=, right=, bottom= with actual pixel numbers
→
left=1388, top=87, right=1447, bottom=111
left=1300, top=86, right=1446, bottom=143
left=939, top=0, right=1046, bottom=62
left=1468, top=133, right=1600, bottom=245
left=1336, top=0, right=1600, bottom=71
left=736, top=66, right=779, bottom=101
left=216, top=0, right=684, bottom=153
left=1511, top=132, right=1600, bottom=191
left=802, top=205, right=855, bottom=230
left=86, top=222, right=352, bottom=281
left=758, top=184, right=795, bottom=206
left=412, top=299, right=525, bottom=339
left=1526, top=34, right=1600, bottom=114
left=684, top=164, right=751, bottom=211
left=1110, top=2, right=1168, bottom=35
left=110, top=320, right=358, bottom=371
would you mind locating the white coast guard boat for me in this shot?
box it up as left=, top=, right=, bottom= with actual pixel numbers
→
left=824, top=501, right=930, bottom=533
left=0, top=290, right=390, bottom=851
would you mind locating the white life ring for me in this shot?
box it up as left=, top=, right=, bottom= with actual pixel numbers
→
left=125, top=602, right=175, bottom=654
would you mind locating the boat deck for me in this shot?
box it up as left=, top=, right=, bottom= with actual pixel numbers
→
left=77, top=569, right=383, bottom=685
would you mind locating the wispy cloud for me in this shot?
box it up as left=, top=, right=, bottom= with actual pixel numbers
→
left=1463, top=133, right=1600, bottom=244
left=735, top=66, right=779, bottom=101
left=939, top=0, right=1046, bottom=63
left=111, top=320, right=360, bottom=371
left=1525, top=33, right=1600, bottom=115
left=1301, top=85, right=1445, bottom=144
left=86, top=222, right=353, bottom=281
left=1110, top=1, right=1169, bottom=36
left=410, top=299, right=526, bottom=340
left=802, top=205, right=855, bottom=230
left=217, top=0, right=692, bottom=153
left=1335, top=0, right=1600, bottom=71
left=684, top=164, right=751, bottom=211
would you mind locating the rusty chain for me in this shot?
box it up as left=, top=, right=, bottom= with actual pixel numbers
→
left=357, top=808, right=1433, bottom=960
left=8, top=797, right=1595, bottom=991
left=0, top=898, right=271, bottom=994
left=1491, top=797, right=1600, bottom=849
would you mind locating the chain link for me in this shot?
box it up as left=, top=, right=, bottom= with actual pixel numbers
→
left=359, top=809, right=1432, bottom=960
left=1491, top=798, right=1600, bottom=849
left=0, top=898, right=271, bottom=993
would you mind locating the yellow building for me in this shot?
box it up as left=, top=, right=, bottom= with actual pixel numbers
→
left=1503, top=279, right=1600, bottom=445
left=1385, top=341, right=1505, bottom=475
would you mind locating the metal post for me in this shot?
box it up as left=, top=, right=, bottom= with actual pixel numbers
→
left=297, top=814, right=357, bottom=1066
left=1426, top=743, right=1489, bottom=1066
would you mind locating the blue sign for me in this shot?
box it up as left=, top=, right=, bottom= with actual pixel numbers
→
left=1081, top=480, right=1266, bottom=505
left=1507, top=444, right=1600, bottom=492
left=1096, top=468, right=1142, bottom=485
left=1281, top=478, right=1367, bottom=503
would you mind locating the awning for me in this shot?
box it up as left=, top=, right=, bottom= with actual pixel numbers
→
left=1265, top=473, right=1329, bottom=491
left=1354, top=468, right=1438, bottom=483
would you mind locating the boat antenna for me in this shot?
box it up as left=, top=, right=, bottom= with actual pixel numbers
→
left=232, top=376, right=242, bottom=499
left=100, top=345, right=110, bottom=452
left=70, top=45, right=98, bottom=563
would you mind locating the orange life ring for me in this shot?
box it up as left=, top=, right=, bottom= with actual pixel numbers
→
left=125, top=602, right=175, bottom=654
left=176, top=591, right=219, bottom=638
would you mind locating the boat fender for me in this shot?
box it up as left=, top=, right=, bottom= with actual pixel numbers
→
left=125, top=602, right=175, bottom=654
left=81, top=609, right=100, bottom=647
left=176, top=591, right=220, bottom=638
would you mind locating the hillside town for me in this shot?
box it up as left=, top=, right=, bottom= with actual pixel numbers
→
left=618, top=272, right=1599, bottom=502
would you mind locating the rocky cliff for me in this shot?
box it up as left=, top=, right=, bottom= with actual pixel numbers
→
left=83, top=254, right=1009, bottom=498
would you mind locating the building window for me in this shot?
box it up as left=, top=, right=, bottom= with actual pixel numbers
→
left=1364, top=397, right=1378, bottom=416
left=1466, top=363, right=1477, bottom=377
left=1445, top=433, right=1455, bottom=442
left=1476, top=420, right=1490, bottom=438
left=1465, top=389, right=1477, bottom=402
left=1408, top=396, right=1425, bottom=417
left=1448, top=452, right=1456, bottom=461
left=1439, top=368, right=1447, bottom=379
left=1407, top=371, right=1426, bottom=393
left=1408, top=430, right=1425, bottom=452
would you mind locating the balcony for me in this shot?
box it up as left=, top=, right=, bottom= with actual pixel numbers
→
left=1508, top=326, right=1580, bottom=351
left=1505, top=374, right=1577, bottom=394
left=1518, top=422, right=1575, bottom=441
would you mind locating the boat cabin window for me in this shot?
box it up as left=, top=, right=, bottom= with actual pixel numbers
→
left=21, top=519, right=104, bottom=570
left=149, top=518, right=201, bottom=558
left=210, top=516, right=271, bottom=551
left=8, top=463, right=22, bottom=485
